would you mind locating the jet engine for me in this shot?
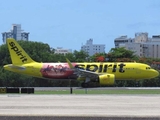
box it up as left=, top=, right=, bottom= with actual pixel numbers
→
left=98, top=74, right=115, bottom=85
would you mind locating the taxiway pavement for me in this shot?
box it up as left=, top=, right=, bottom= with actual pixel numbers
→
left=0, top=94, right=160, bottom=118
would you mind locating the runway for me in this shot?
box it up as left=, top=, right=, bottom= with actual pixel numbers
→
left=0, top=94, right=160, bottom=119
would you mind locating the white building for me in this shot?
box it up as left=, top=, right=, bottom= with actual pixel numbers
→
left=114, top=32, right=160, bottom=58
left=144, top=35, right=160, bottom=58
left=114, top=35, right=133, bottom=48
left=54, top=47, right=72, bottom=55
left=81, top=39, right=105, bottom=56
left=2, top=24, right=29, bottom=43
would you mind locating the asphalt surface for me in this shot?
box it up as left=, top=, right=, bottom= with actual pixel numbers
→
left=34, top=87, right=160, bottom=91
left=0, top=93, right=160, bottom=120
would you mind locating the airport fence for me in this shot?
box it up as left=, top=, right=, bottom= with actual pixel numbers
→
left=0, top=87, right=34, bottom=94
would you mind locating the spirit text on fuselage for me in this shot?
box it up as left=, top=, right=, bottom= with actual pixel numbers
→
left=75, top=63, right=126, bottom=73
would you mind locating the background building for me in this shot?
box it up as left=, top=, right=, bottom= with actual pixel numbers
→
left=2, top=24, right=29, bottom=43
left=114, top=35, right=133, bottom=48
left=54, top=47, right=72, bottom=55
left=81, top=38, right=105, bottom=56
left=114, top=32, right=160, bottom=58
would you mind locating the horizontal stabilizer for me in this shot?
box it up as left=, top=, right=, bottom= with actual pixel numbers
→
left=4, top=64, right=26, bottom=70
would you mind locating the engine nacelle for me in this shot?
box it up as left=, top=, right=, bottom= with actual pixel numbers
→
left=98, top=74, right=115, bottom=85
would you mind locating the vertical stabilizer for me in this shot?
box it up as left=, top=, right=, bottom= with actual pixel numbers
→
left=7, top=38, right=35, bottom=65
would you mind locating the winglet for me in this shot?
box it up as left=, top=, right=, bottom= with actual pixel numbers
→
left=66, top=58, right=74, bottom=69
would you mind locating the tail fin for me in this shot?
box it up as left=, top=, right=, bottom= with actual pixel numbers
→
left=7, top=38, right=35, bottom=65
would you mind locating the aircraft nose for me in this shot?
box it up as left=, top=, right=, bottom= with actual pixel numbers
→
left=153, top=70, right=159, bottom=78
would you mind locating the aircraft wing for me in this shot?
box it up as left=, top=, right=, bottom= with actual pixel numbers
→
left=66, top=58, right=104, bottom=79
left=76, top=69, right=103, bottom=79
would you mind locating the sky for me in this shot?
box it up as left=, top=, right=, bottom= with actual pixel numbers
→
left=0, top=0, right=160, bottom=53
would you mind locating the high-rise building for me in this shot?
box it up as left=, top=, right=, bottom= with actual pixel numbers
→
left=2, top=24, right=29, bottom=43
left=114, top=32, right=160, bottom=58
left=81, top=39, right=105, bottom=56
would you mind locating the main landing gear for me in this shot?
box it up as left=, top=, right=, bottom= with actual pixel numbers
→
left=81, top=77, right=90, bottom=88
left=81, top=77, right=99, bottom=88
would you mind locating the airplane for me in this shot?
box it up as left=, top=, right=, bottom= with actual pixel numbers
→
left=3, top=38, right=159, bottom=87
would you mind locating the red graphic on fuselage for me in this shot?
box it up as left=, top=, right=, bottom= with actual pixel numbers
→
left=40, top=63, right=75, bottom=79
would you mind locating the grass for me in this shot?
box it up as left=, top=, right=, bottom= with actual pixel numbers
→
left=34, top=89, right=160, bottom=94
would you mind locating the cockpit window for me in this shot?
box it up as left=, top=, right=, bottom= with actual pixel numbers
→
left=146, top=67, right=151, bottom=69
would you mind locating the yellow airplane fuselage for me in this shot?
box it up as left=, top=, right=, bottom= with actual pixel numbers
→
left=4, top=62, right=159, bottom=80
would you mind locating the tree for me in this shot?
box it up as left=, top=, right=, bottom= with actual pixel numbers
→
left=90, top=53, right=106, bottom=62
left=0, top=44, right=11, bottom=66
left=73, top=50, right=89, bottom=62
left=107, top=47, right=138, bottom=62
left=65, top=53, right=76, bottom=62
